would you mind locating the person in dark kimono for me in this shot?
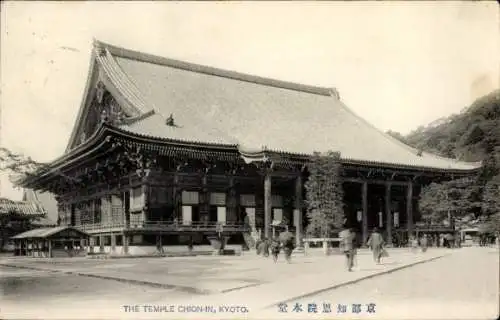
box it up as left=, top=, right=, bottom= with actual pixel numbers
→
left=270, top=237, right=281, bottom=263
left=260, top=238, right=270, bottom=257
left=282, top=236, right=295, bottom=264
left=339, top=227, right=356, bottom=272
left=367, top=228, right=385, bottom=264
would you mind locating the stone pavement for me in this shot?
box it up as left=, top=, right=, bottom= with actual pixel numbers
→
left=255, top=247, right=499, bottom=320
left=0, top=248, right=449, bottom=296
left=0, top=248, right=453, bottom=319
left=171, top=249, right=451, bottom=317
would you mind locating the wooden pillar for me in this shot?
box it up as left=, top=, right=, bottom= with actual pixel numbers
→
left=385, top=183, right=392, bottom=246
left=88, top=236, right=94, bottom=253
left=227, top=176, right=239, bottom=223
left=362, top=181, right=368, bottom=245
left=294, top=175, right=303, bottom=248
left=99, top=235, right=104, bottom=253
left=111, top=234, right=116, bottom=253
left=200, top=174, right=209, bottom=222
left=123, top=233, right=129, bottom=255
left=264, top=174, right=272, bottom=239
left=142, top=182, right=149, bottom=225
left=234, top=183, right=240, bottom=223
left=173, top=172, right=180, bottom=220
left=48, top=240, right=52, bottom=258
left=406, top=181, right=414, bottom=237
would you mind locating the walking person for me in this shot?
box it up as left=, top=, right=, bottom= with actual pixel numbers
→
left=420, top=234, right=428, bottom=253
left=282, top=237, right=294, bottom=264
left=257, top=238, right=270, bottom=257
left=410, top=234, right=418, bottom=253
left=367, top=228, right=385, bottom=264
left=278, top=228, right=295, bottom=264
left=270, top=237, right=281, bottom=263
left=262, top=238, right=270, bottom=257
left=339, top=226, right=356, bottom=272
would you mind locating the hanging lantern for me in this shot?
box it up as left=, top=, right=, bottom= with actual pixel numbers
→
left=357, top=211, right=362, bottom=222
left=378, top=212, right=383, bottom=228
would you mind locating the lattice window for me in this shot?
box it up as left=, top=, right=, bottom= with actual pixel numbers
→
left=74, top=201, right=94, bottom=225
left=111, top=195, right=123, bottom=224
left=130, top=187, right=144, bottom=210
left=182, top=191, right=199, bottom=205
left=129, top=212, right=144, bottom=226
left=210, top=193, right=226, bottom=206
left=240, top=194, right=256, bottom=207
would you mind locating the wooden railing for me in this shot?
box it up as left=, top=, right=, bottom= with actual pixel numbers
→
left=77, top=223, right=126, bottom=232
left=394, top=224, right=455, bottom=232
left=132, top=221, right=249, bottom=232
left=76, top=221, right=250, bottom=233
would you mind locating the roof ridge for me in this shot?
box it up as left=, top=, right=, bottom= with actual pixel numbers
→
left=93, top=39, right=333, bottom=96
left=65, top=50, right=98, bottom=152
left=96, top=50, right=150, bottom=114
left=331, top=95, right=481, bottom=169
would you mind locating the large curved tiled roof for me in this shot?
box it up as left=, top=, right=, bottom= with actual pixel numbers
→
left=92, top=40, right=481, bottom=172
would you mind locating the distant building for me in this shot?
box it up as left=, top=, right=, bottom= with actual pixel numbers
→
left=22, top=189, right=58, bottom=225
left=16, top=40, right=481, bottom=255
left=11, top=226, right=89, bottom=258
left=0, top=197, right=51, bottom=251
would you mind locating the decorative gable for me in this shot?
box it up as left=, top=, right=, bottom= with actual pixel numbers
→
left=73, top=81, right=133, bottom=148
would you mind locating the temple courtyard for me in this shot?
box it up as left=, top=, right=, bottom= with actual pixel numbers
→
left=0, top=247, right=498, bottom=319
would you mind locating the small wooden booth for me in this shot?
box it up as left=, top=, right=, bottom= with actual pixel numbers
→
left=11, top=226, right=89, bottom=258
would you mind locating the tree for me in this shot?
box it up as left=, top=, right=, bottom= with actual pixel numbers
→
left=482, top=174, right=500, bottom=214
left=419, top=178, right=480, bottom=226
left=0, top=147, right=48, bottom=180
left=481, top=174, right=500, bottom=233
left=386, top=130, right=407, bottom=143
left=304, top=151, right=344, bottom=238
left=1, top=147, right=80, bottom=188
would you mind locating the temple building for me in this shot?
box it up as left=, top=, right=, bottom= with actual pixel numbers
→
left=17, top=40, right=481, bottom=255
left=0, top=197, right=53, bottom=251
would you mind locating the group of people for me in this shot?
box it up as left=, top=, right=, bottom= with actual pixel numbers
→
left=255, top=236, right=295, bottom=263
left=339, top=227, right=388, bottom=272
left=408, top=233, right=460, bottom=249
left=339, top=227, right=437, bottom=272
left=409, top=234, right=430, bottom=252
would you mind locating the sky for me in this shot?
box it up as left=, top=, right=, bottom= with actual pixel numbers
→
left=1, top=1, right=499, bottom=200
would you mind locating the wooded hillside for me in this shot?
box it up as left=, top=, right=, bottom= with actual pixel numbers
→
left=387, top=89, right=500, bottom=163
left=387, top=90, right=500, bottom=230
